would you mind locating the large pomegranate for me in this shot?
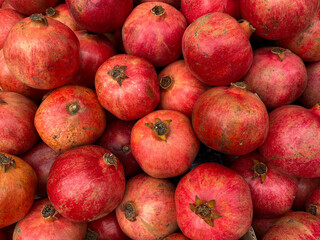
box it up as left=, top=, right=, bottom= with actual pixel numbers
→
left=0, top=9, right=23, bottom=49
left=182, top=13, right=254, bottom=86
left=116, top=173, right=178, bottom=240
left=7, top=0, right=58, bottom=15
left=3, top=14, right=80, bottom=90
left=259, top=104, right=320, bottom=178
left=192, top=83, right=269, bottom=155
left=47, top=145, right=125, bottom=222
left=175, top=163, right=253, bottom=240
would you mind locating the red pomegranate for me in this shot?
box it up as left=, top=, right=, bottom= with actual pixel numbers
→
left=293, top=178, right=320, bottom=211
left=13, top=199, right=87, bottom=240
left=242, top=47, right=308, bottom=109
left=240, top=0, right=319, bottom=40
left=66, top=0, right=133, bottom=33
left=175, top=163, right=253, bottom=240
left=7, top=0, right=58, bottom=15
left=1, top=0, right=14, bottom=10
left=192, top=83, right=269, bottom=155
left=47, top=145, right=125, bottom=222
left=122, top=2, right=187, bottom=67
left=3, top=14, right=80, bottom=90
left=0, top=9, right=23, bottom=49
left=164, top=233, right=191, bottom=239
left=305, top=186, right=320, bottom=217
left=230, top=151, right=298, bottom=218
left=158, top=60, right=210, bottom=118
left=259, top=104, right=320, bottom=178
left=116, top=173, right=178, bottom=240
left=181, top=0, right=240, bottom=24
left=95, top=54, right=160, bottom=121
left=34, top=85, right=107, bottom=153
left=135, top=0, right=181, bottom=8
left=182, top=13, right=254, bottom=86
left=299, top=61, right=320, bottom=108
left=131, top=110, right=200, bottom=178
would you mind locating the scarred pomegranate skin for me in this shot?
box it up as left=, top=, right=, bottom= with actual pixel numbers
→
left=182, top=12, right=253, bottom=86
left=0, top=9, right=23, bottom=49
left=175, top=163, right=253, bottom=240
left=259, top=104, right=320, bottom=178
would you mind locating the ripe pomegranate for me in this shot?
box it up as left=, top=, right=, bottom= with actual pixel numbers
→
left=122, top=2, right=187, bottom=67
left=299, top=61, right=320, bottom=108
left=131, top=110, right=200, bottom=178
left=164, top=233, right=190, bottom=239
left=95, top=54, right=160, bottom=121
left=259, top=104, right=320, bottom=178
left=240, top=0, right=319, bottom=40
left=182, top=13, right=254, bottom=86
left=175, top=163, right=253, bottom=240
left=192, top=83, right=269, bottom=155
left=0, top=152, right=37, bottom=228
left=116, top=173, right=178, bottom=240
left=305, top=186, right=320, bottom=217
left=1, top=0, right=14, bottom=10
left=230, top=151, right=298, bottom=218
left=66, top=0, right=133, bottom=33
left=0, top=9, right=23, bottom=49
left=181, top=0, right=240, bottom=24
left=3, top=14, right=80, bottom=90
left=7, top=0, right=58, bottom=15
left=47, top=145, right=125, bottom=222
left=242, top=47, right=308, bottom=109
left=0, top=91, right=38, bottom=155
left=135, top=0, right=180, bottom=8
left=34, top=85, right=107, bottom=153
left=158, top=60, right=210, bottom=118
left=293, top=178, right=320, bottom=210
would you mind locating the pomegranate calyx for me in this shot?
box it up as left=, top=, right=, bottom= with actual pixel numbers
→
left=108, top=65, right=129, bottom=87
left=121, top=201, right=137, bottom=222
left=307, top=204, right=318, bottom=216
left=271, top=47, right=289, bottom=62
left=0, top=154, right=16, bottom=173
left=85, top=229, right=99, bottom=240
left=122, top=145, right=130, bottom=153
left=0, top=99, right=8, bottom=105
left=67, top=102, right=80, bottom=115
left=145, top=118, right=172, bottom=142
left=230, top=81, right=247, bottom=90
left=238, top=19, right=256, bottom=39
left=45, top=7, right=56, bottom=17
left=190, top=195, right=221, bottom=227
left=249, top=159, right=268, bottom=184
left=41, top=204, right=60, bottom=220
left=103, top=153, right=118, bottom=169
left=160, top=76, right=173, bottom=89
left=151, top=5, right=165, bottom=16
left=30, top=13, right=48, bottom=26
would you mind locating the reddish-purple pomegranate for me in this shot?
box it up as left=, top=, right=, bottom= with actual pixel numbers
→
left=135, top=0, right=181, bottom=8
left=305, top=186, right=320, bottom=217
left=242, top=47, right=308, bottom=109
left=0, top=9, right=23, bottom=49
left=293, top=178, right=320, bottom=210
left=122, top=2, right=187, bottom=67
left=116, top=173, right=178, bottom=240
left=164, top=233, right=191, bottom=239
left=7, top=0, right=58, bottom=15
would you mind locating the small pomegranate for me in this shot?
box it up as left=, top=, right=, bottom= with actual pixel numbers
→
left=116, top=173, right=178, bottom=240
left=0, top=8, right=23, bottom=49
left=305, top=186, right=320, bottom=217
left=7, top=0, right=58, bottom=15
left=293, top=178, right=320, bottom=211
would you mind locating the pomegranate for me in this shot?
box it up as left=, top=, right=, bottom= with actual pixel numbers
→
left=116, top=173, right=178, bottom=240
left=3, top=14, right=80, bottom=90
left=306, top=186, right=320, bottom=217
left=299, top=61, right=320, bottom=108
left=96, top=119, right=142, bottom=179
left=0, top=152, right=37, bottom=228
left=131, top=110, right=200, bottom=178
left=122, top=2, right=187, bottom=67
left=181, top=0, right=240, bottom=24
left=175, top=163, right=253, bottom=240
left=182, top=14, right=254, bottom=86
left=66, top=0, right=133, bottom=33
left=259, top=104, right=320, bottom=178
left=192, top=83, right=269, bottom=155
left=240, top=0, right=319, bottom=40
left=293, top=178, right=320, bottom=210
left=13, top=199, right=87, bottom=240
left=0, top=9, right=23, bottom=49
left=1, top=0, right=14, bottom=10
left=242, top=47, right=308, bottom=109
left=47, top=145, right=125, bottom=222
left=21, top=141, right=59, bottom=198
left=135, top=0, right=181, bottom=8
left=87, top=211, right=130, bottom=240
left=158, top=60, right=210, bottom=118
left=164, top=233, right=190, bottom=239
left=230, top=151, right=298, bottom=218
left=0, top=91, right=38, bottom=155
left=34, top=85, right=107, bottom=153
left=7, top=0, right=58, bottom=15
left=95, top=54, right=160, bottom=121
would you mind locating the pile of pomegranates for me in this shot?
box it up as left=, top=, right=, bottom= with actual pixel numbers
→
left=0, top=0, right=319, bottom=239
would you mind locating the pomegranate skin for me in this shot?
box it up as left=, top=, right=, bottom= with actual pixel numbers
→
left=175, top=163, right=253, bottom=240
left=158, top=60, right=210, bottom=118
left=13, top=199, right=87, bottom=240
left=252, top=215, right=285, bottom=239
left=131, top=110, right=200, bottom=178
left=122, top=2, right=187, bottom=67
left=243, top=47, right=308, bottom=109
left=3, top=15, right=80, bottom=90
left=293, top=178, right=320, bottom=210
left=182, top=12, right=253, bottom=86
left=135, top=0, right=181, bottom=8
left=305, top=186, right=320, bottom=217
left=66, top=0, right=133, bottom=33
left=259, top=104, right=320, bottom=178
left=299, top=62, right=320, bottom=108
left=240, top=0, right=319, bottom=40
left=230, top=152, right=298, bottom=218
left=192, top=84, right=269, bottom=155
left=47, top=145, right=126, bottom=222
left=0, top=9, right=23, bottom=49
left=116, top=173, right=178, bottom=240
left=181, top=0, right=240, bottom=24
left=164, top=233, right=190, bottom=239
left=7, top=0, right=58, bottom=15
